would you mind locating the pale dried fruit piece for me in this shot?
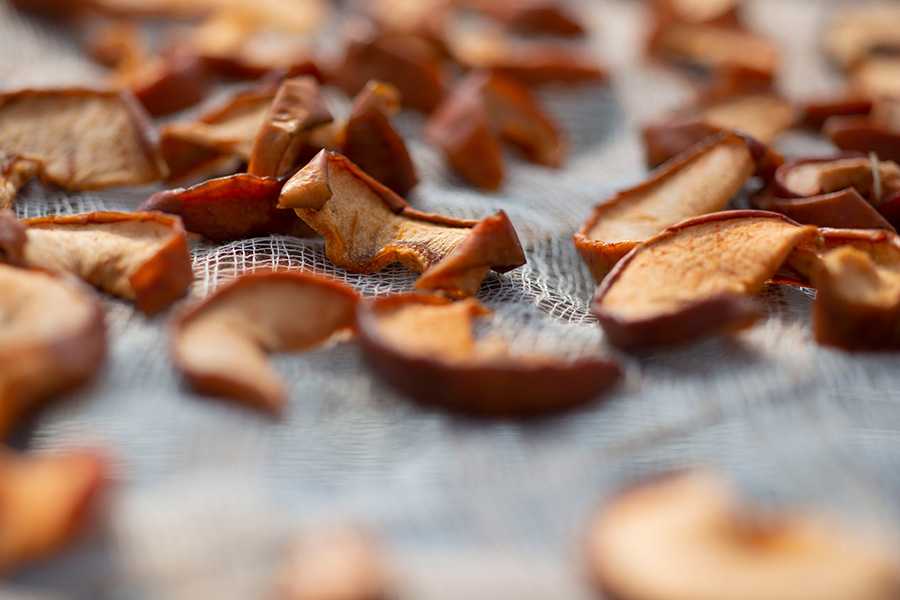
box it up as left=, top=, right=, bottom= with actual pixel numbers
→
left=342, top=81, right=418, bottom=197
left=575, top=133, right=757, bottom=283
left=22, top=212, right=193, bottom=315
left=850, top=57, right=900, bottom=101
left=644, top=93, right=797, bottom=167
left=649, top=22, right=777, bottom=78
left=587, top=470, right=900, bottom=600
left=0, top=264, right=105, bottom=436
left=357, top=295, right=621, bottom=416
left=0, top=155, right=42, bottom=209
left=160, top=84, right=277, bottom=183
left=140, top=174, right=312, bottom=243
left=247, top=77, right=332, bottom=178
left=173, top=271, right=358, bottom=414
left=425, top=70, right=565, bottom=190
left=827, top=5, right=900, bottom=69
left=0, top=89, right=168, bottom=189
left=0, top=449, right=106, bottom=575
left=278, top=527, right=387, bottom=600
left=591, top=211, right=817, bottom=349
left=279, top=150, right=525, bottom=297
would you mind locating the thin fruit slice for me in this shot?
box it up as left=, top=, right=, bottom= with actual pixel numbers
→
left=173, top=271, right=358, bottom=414
left=357, top=295, right=621, bottom=416
left=591, top=211, right=817, bottom=349
left=0, top=449, right=106, bottom=575
left=827, top=5, right=900, bottom=69
left=0, top=264, right=105, bottom=436
left=247, top=76, right=332, bottom=178
left=575, top=133, right=757, bottom=283
left=140, top=174, right=311, bottom=243
left=0, top=155, right=42, bottom=209
left=587, top=470, right=900, bottom=600
left=0, top=89, right=168, bottom=189
left=649, top=22, right=777, bottom=78
left=279, top=150, right=525, bottom=297
left=22, top=212, right=193, bottom=314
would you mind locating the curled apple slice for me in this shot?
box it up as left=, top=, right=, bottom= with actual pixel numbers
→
left=649, top=22, right=777, bottom=78
left=279, top=150, right=525, bottom=297
left=824, top=100, right=900, bottom=165
left=0, top=155, right=41, bottom=209
left=173, top=271, right=358, bottom=414
left=644, top=93, right=797, bottom=168
left=651, top=0, right=741, bottom=26
left=21, top=212, right=193, bottom=315
left=247, top=77, right=332, bottom=178
left=575, top=133, right=757, bottom=283
left=587, top=470, right=900, bottom=600
left=277, top=527, right=387, bottom=600
left=343, top=80, right=418, bottom=197
left=591, top=211, right=817, bottom=349
left=140, top=174, right=312, bottom=243
left=0, top=264, right=105, bottom=436
left=0, top=449, right=107, bottom=575
left=0, top=89, right=168, bottom=189
left=357, top=295, right=621, bottom=416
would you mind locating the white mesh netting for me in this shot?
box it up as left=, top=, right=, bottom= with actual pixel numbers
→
left=6, top=1, right=900, bottom=599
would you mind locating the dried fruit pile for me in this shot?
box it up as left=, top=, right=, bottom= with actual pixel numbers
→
left=3, top=0, right=900, bottom=597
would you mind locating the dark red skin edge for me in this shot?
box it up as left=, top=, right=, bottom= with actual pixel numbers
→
left=133, top=52, right=211, bottom=117
left=772, top=152, right=869, bottom=198
left=140, top=173, right=310, bottom=243
left=498, top=4, right=586, bottom=37
left=877, top=190, right=900, bottom=229
left=0, top=211, right=27, bottom=265
left=824, top=116, right=900, bottom=165
left=802, top=96, right=872, bottom=130
left=754, top=186, right=895, bottom=232
left=591, top=210, right=809, bottom=349
left=356, top=295, right=621, bottom=417
left=203, top=56, right=322, bottom=82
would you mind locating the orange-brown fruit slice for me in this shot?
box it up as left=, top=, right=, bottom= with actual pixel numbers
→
left=587, top=470, right=900, bottom=600
left=173, top=271, right=358, bottom=414
left=357, top=295, right=621, bottom=416
left=0, top=155, right=42, bottom=210
left=649, top=22, right=777, bottom=77
left=826, top=5, right=900, bottom=70
left=22, top=212, right=193, bottom=315
left=591, top=211, right=817, bottom=349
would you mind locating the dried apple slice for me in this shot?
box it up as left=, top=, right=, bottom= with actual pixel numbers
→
left=586, top=470, right=900, bottom=600
left=644, top=93, right=797, bottom=168
left=591, top=211, right=817, bottom=349
left=462, top=0, right=586, bottom=37
left=173, top=271, right=358, bottom=414
left=278, top=150, right=525, bottom=296
left=0, top=449, right=106, bottom=575
left=140, top=174, right=312, bottom=242
left=850, top=57, right=900, bottom=101
left=357, top=295, right=621, bottom=416
left=823, top=100, right=900, bottom=165
left=754, top=188, right=894, bottom=232
left=0, top=264, right=105, bottom=436
left=827, top=5, right=900, bottom=70
left=247, top=77, right=332, bottom=178
left=333, top=28, right=445, bottom=113
left=277, top=527, right=387, bottom=600
left=575, top=133, right=757, bottom=283
left=342, top=80, right=418, bottom=197
left=0, top=155, right=42, bottom=210
left=0, top=89, right=168, bottom=189
left=21, top=212, right=193, bottom=315
left=649, top=22, right=777, bottom=78
left=651, top=0, right=741, bottom=26
left=0, top=210, right=27, bottom=265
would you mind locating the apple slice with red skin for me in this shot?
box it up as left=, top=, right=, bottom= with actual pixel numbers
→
left=650, top=0, right=742, bottom=27
left=279, top=150, right=525, bottom=297
left=0, top=263, right=106, bottom=436
left=754, top=187, right=894, bottom=232
left=140, top=173, right=313, bottom=243
left=575, top=133, right=758, bottom=283
left=801, top=94, right=871, bottom=130
left=470, top=0, right=586, bottom=37
left=824, top=116, right=900, bottom=165
left=0, top=449, right=107, bottom=575
left=357, top=295, right=621, bottom=416
left=0, top=210, right=27, bottom=265
left=21, top=212, right=193, bottom=315
left=342, top=80, right=418, bottom=197
left=173, top=271, right=358, bottom=414
left=0, top=89, right=168, bottom=189
left=826, top=5, right=900, bottom=69
left=247, top=76, right=333, bottom=178
left=586, top=470, right=900, bottom=600
left=591, top=211, right=818, bottom=349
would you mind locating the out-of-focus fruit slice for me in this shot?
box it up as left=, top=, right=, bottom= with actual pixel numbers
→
left=0, top=89, right=168, bottom=189
left=173, top=271, right=358, bottom=414
left=0, top=155, right=42, bottom=210
left=826, top=5, right=900, bottom=69
left=649, top=22, right=777, bottom=78
left=587, top=470, right=900, bottom=600
left=591, top=211, right=817, bottom=349
left=279, top=150, right=525, bottom=297
left=576, top=133, right=757, bottom=283
left=357, top=295, right=621, bottom=416
left=22, top=212, right=193, bottom=314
